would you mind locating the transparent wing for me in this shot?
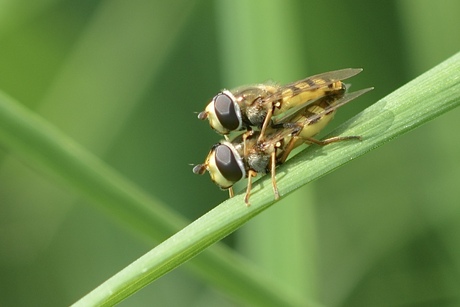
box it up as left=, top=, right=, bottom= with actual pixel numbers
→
left=262, top=68, right=363, bottom=105
left=271, top=94, right=326, bottom=125
left=229, top=84, right=279, bottom=105
left=262, top=121, right=302, bottom=146
left=297, top=87, right=374, bottom=126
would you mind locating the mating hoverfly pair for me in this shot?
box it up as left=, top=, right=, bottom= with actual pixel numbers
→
left=193, top=69, right=373, bottom=205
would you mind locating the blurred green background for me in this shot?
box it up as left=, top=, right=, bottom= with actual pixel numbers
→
left=1, top=0, right=459, bottom=306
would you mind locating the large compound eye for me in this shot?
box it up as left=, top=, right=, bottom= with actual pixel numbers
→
left=214, top=144, right=244, bottom=183
left=214, top=92, right=241, bottom=131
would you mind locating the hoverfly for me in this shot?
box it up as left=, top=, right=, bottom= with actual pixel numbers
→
left=193, top=87, right=373, bottom=205
left=197, top=68, right=364, bottom=142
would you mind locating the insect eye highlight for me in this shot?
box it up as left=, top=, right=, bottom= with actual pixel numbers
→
left=213, top=92, right=241, bottom=131
left=215, top=144, right=244, bottom=182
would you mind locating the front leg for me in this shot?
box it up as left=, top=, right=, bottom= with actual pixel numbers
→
left=270, top=150, right=280, bottom=200
left=228, top=187, right=234, bottom=198
left=257, top=106, right=274, bottom=143
left=244, top=170, right=257, bottom=206
left=243, top=130, right=254, bottom=159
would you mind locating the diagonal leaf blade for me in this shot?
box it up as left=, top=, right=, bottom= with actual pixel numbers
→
left=71, top=52, right=460, bottom=306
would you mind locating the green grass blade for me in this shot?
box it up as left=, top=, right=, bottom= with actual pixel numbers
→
left=72, top=52, right=460, bottom=305
left=0, top=94, right=313, bottom=304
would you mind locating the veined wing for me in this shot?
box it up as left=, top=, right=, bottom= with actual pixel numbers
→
left=271, top=93, right=330, bottom=126
left=229, top=84, right=279, bottom=104
left=263, top=68, right=363, bottom=108
left=262, top=120, right=304, bottom=146
left=296, top=87, right=374, bottom=127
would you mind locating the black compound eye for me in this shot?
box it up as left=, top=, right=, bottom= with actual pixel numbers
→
left=214, top=93, right=240, bottom=130
left=215, top=145, right=243, bottom=182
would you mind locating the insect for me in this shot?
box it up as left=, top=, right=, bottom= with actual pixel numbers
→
left=193, top=87, right=373, bottom=205
left=197, top=68, right=364, bottom=142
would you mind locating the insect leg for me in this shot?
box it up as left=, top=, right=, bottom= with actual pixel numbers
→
left=242, top=130, right=254, bottom=159
left=228, top=187, right=234, bottom=198
left=244, top=170, right=257, bottom=206
left=275, top=122, right=303, bottom=164
left=270, top=150, right=280, bottom=200
left=257, top=106, right=274, bottom=143
left=305, top=135, right=362, bottom=146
